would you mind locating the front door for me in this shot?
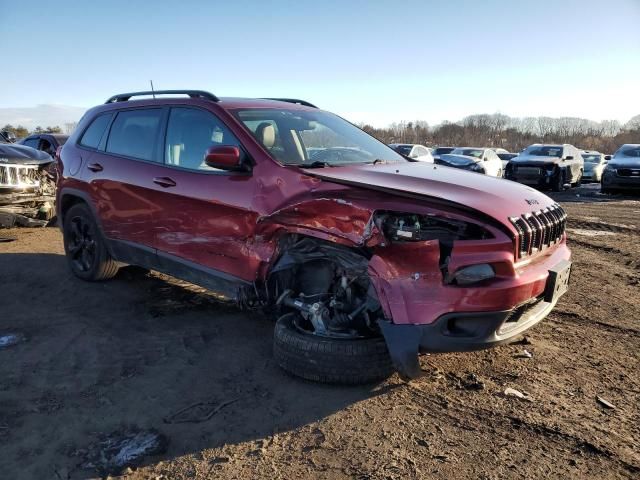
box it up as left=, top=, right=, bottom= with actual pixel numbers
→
left=149, top=107, right=260, bottom=282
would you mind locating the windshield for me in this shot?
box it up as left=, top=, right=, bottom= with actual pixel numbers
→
left=452, top=148, right=483, bottom=158
left=233, top=108, right=406, bottom=166
left=525, top=145, right=563, bottom=157
left=617, top=146, right=640, bottom=158
left=582, top=154, right=601, bottom=163
left=433, top=147, right=455, bottom=155
left=498, top=153, right=517, bottom=160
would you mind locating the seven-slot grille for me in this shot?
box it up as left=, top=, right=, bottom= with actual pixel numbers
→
left=0, top=164, right=40, bottom=188
left=509, top=204, right=567, bottom=258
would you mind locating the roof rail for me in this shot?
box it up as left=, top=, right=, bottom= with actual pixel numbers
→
left=262, top=98, right=318, bottom=108
left=105, top=90, right=220, bottom=104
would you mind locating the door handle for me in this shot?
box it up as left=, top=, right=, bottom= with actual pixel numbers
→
left=87, top=162, right=103, bottom=172
left=153, top=177, right=177, bottom=188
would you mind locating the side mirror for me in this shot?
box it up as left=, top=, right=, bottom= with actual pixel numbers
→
left=204, top=145, right=243, bottom=170
left=564, top=156, right=573, bottom=160
left=604, top=155, right=612, bottom=161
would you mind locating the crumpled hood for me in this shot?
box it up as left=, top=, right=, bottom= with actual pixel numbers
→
left=438, top=154, right=479, bottom=166
left=510, top=154, right=561, bottom=165
left=302, top=162, right=555, bottom=231
left=0, top=144, right=52, bottom=165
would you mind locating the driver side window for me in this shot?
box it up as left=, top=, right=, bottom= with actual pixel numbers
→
left=165, top=108, right=241, bottom=171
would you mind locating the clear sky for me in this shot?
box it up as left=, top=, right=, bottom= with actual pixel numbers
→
left=1, top=0, right=639, bottom=127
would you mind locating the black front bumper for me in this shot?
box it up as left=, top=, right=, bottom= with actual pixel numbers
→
left=602, top=171, right=640, bottom=189
left=506, top=164, right=556, bottom=186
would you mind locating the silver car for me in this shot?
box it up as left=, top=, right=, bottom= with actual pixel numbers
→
left=388, top=143, right=434, bottom=163
left=581, top=151, right=608, bottom=182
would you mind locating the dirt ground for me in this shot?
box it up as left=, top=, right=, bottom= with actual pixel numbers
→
left=1, top=183, right=639, bottom=480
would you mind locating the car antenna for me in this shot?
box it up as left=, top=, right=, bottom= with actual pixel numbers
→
left=150, top=80, right=156, bottom=99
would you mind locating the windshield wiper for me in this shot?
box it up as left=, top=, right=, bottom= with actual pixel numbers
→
left=301, top=161, right=333, bottom=168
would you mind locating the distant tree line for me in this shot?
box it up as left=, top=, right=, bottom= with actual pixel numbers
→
left=2, top=122, right=78, bottom=138
left=3, top=114, right=639, bottom=154
left=360, top=114, right=640, bottom=154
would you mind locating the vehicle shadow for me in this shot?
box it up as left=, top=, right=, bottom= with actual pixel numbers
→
left=0, top=253, right=402, bottom=479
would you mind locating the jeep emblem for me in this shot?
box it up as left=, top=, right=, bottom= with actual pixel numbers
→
left=525, top=199, right=539, bottom=205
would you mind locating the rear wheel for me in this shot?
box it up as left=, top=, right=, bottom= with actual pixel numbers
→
left=273, top=312, right=393, bottom=385
left=63, top=203, right=120, bottom=281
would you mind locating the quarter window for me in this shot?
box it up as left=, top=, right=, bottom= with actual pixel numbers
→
left=106, top=109, right=163, bottom=161
left=79, top=113, right=113, bottom=149
left=165, top=107, right=241, bottom=171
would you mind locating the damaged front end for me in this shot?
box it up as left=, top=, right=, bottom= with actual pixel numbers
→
left=0, top=145, right=56, bottom=228
left=258, top=202, right=515, bottom=379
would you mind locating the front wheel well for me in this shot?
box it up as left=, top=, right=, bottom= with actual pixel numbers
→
left=59, top=193, right=88, bottom=223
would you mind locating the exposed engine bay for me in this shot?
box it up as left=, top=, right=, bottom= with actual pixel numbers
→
left=266, top=237, right=382, bottom=338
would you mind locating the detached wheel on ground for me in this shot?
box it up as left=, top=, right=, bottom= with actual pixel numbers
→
left=273, top=312, right=394, bottom=385
left=62, top=203, right=120, bottom=281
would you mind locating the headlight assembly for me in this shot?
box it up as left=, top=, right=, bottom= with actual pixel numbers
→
left=375, top=212, right=493, bottom=242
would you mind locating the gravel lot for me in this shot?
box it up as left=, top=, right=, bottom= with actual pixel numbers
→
left=1, top=184, right=639, bottom=479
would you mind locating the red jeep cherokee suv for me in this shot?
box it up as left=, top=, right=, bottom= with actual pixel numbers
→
left=57, top=90, right=571, bottom=383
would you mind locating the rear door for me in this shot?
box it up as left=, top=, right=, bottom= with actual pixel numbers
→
left=149, top=106, right=260, bottom=282
left=84, top=107, right=166, bottom=251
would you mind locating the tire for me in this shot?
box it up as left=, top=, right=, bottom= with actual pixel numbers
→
left=273, top=312, right=394, bottom=385
left=63, top=203, right=120, bottom=281
left=551, top=169, right=565, bottom=192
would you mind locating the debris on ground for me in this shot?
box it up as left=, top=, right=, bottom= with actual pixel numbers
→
left=514, top=349, right=533, bottom=358
left=0, top=211, right=50, bottom=228
left=80, top=427, right=168, bottom=475
left=0, top=332, right=27, bottom=349
left=459, top=373, right=485, bottom=390
left=164, top=397, right=240, bottom=424
left=596, top=396, right=616, bottom=410
left=0, top=235, right=17, bottom=243
left=503, top=387, right=532, bottom=401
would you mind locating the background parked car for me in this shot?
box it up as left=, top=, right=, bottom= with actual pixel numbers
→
left=431, top=146, right=455, bottom=161
left=506, top=144, right=584, bottom=191
left=19, top=133, right=69, bottom=158
left=0, top=130, right=17, bottom=143
left=0, top=142, right=56, bottom=226
left=388, top=143, right=434, bottom=162
left=581, top=151, right=608, bottom=182
left=436, top=147, right=503, bottom=177
left=601, top=144, right=640, bottom=194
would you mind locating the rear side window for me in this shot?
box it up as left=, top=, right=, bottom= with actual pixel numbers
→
left=79, top=113, right=112, bottom=149
left=106, top=109, right=163, bottom=161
